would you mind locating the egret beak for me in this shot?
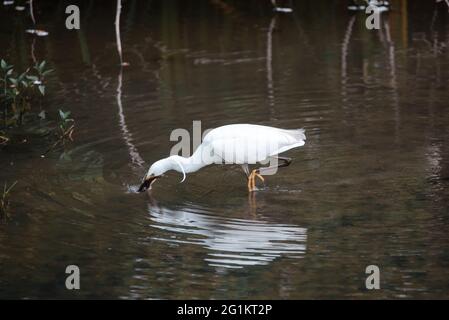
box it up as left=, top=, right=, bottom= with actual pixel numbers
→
left=138, top=175, right=159, bottom=192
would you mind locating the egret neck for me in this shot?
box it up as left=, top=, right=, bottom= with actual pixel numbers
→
left=138, top=144, right=212, bottom=192
left=170, top=144, right=212, bottom=176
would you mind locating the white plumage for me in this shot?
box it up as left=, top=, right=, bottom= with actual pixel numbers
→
left=138, top=124, right=306, bottom=192
left=204, top=124, right=305, bottom=164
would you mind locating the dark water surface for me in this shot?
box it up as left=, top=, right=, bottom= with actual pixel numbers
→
left=1, top=0, right=449, bottom=299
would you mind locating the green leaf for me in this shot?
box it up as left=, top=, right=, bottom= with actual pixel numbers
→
left=17, top=72, right=26, bottom=82
left=6, top=69, right=13, bottom=76
left=38, top=85, right=45, bottom=95
left=58, top=110, right=72, bottom=123
left=26, top=75, right=38, bottom=81
left=1, top=59, right=6, bottom=70
left=38, top=61, right=46, bottom=72
left=42, top=69, right=53, bottom=76
left=9, top=78, right=18, bottom=85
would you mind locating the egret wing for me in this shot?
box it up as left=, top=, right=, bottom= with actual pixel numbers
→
left=207, top=126, right=305, bottom=164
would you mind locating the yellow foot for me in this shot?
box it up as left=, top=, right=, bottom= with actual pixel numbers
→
left=247, top=169, right=265, bottom=192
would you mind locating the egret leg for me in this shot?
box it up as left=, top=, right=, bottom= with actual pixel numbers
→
left=247, top=157, right=291, bottom=192
left=258, top=156, right=292, bottom=175
left=247, top=174, right=253, bottom=192
left=246, top=157, right=291, bottom=192
left=248, top=169, right=265, bottom=192
left=247, top=170, right=253, bottom=191
left=278, top=156, right=292, bottom=167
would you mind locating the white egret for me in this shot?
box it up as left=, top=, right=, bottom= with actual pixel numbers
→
left=138, top=124, right=306, bottom=193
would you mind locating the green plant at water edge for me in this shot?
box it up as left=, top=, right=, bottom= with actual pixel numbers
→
left=0, top=181, right=17, bottom=221
left=58, top=109, right=75, bottom=142
left=44, top=109, right=75, bottom=155
left=0, top=59, right=52, bottom=129
left=59, top=109, right=73, bottom=128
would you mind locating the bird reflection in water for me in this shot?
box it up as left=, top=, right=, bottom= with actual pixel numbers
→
left=146, top=194, right=307, bottom=269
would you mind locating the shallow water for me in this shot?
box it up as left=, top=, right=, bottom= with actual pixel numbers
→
left=1, top=0, right=449, bottom=299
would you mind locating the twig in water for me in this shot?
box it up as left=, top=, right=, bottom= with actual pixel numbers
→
left=0, top=135, right=9, bottom=145
left=42, top=124, right=75, bottom=156
left=1, top=181, right=17, bottom=221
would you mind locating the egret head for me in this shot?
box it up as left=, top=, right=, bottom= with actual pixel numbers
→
left=138, top=156, right=186, bottom=192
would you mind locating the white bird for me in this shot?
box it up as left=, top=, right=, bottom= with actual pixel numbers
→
left=138, top=124, right=306, bottom=193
